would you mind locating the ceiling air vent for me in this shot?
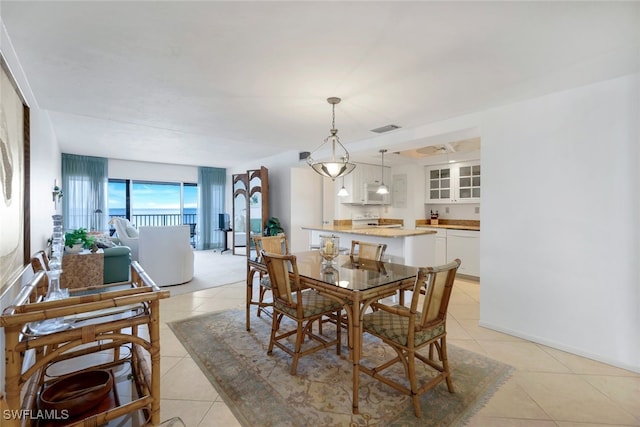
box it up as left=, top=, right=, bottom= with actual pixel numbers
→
left=371, top=124, right=401, bottom=134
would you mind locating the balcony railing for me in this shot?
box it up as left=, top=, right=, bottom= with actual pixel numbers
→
left=109, top=213, right=197, bottom=227
left=108, top=214, right=198, bottom=247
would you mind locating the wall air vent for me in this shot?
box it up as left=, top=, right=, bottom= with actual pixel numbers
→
left=371, top=124, right=401, bottom=134
left=299, top=151, right=311, bottom=161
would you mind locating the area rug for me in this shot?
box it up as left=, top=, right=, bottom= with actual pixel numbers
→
left=168, top=309, right=513, bottom=426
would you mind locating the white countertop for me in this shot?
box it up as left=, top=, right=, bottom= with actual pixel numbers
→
left=301, top=225, right=436, bottom=238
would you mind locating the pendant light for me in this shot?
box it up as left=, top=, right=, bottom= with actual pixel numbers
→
left=307, top=97, right=356, bottom=180
left=376, top=149, right=389, bottom=194
left=337, top=175, right=349, bottom=197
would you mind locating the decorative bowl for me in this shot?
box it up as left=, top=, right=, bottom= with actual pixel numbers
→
left=39, top=369, right=113, bottom=415
left=64, top=243, right=83, bottom=254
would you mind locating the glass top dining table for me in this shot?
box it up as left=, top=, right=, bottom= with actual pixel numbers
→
left=246, top=250, right=419, bottom=414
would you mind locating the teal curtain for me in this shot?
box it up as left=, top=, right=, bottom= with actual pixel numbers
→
left=61, top=154, right=108, bottom=232
left=198, top=167, right=226, bottom=250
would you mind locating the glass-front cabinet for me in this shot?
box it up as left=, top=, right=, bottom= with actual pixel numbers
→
left=425, top=160, right=480, bottom=203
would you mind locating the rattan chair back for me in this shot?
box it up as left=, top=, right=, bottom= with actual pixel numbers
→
left=262, top=252, right=300, bottom=309
left=413, top=259, right=461, bottom=330
left=349, top=240, right=387, bottom=261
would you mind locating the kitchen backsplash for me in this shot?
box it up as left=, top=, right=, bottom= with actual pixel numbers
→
left=424, top=203, right=480, bottom=221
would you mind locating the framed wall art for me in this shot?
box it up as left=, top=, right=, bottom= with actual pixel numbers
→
left=0, top=52, right=30, bottom=293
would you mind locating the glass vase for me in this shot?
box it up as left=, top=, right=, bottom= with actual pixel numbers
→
left=319, top=235, right=340, bottom=265
left=45, top=269, right=67, bottom=301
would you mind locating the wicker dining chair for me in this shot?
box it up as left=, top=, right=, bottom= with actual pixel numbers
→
left=252, top=235, right=289, bottom=316
left=349, top=240, right=387, bottom=261
left=360, top=258, right=461, bottom=418
left=319, top=240, right=388, bottom=337
left=262, top=252, right=343, bottom=375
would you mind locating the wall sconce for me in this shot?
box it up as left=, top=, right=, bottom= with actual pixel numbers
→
left=52, top=180, right=63, bottom=203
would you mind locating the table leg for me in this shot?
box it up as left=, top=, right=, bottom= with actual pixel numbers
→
left=246, top=266, right=254, bottom=331
left=351, top=293, right=362, bottom=415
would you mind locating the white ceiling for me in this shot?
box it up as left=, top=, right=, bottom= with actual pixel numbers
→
left=1, top=1, right=638, bottom=168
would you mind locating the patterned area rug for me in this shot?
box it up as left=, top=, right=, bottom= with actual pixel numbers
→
left=168, top=309, right=513, bottom=426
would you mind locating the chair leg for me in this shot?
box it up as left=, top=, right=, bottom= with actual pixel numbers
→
left=291, top=320, right=305, bottom=375
left=440, top=336, right=454, bottom=393
left=257, top=286, right=269, bottom=317
left=407, top=349, right=422, bottom=418
left=267, top=313, right=281, bottom=355
left=335, top=310, right=341, bottom=355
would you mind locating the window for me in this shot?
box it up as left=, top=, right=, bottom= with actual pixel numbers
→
left=108, top=179, right=198, bottom=229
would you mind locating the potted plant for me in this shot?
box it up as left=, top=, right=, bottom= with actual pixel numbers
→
left=264, top=217, right=285, bottom=236
left=64, top=227, right=95, bottom=253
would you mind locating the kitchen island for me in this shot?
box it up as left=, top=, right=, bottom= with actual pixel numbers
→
left=301, top=225, right=436, bottom=267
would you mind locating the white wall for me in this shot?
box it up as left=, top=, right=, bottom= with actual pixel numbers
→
left=229, top=150, right=305, bottom=245
left=1, top=19, right=62, bottom=394
left=109, top=158, right=197, bottom=183
left=289, top=167, right=322, bottom=252
left=1, top=19, right=61, bottom=264
left=480, top=73, right=640, bottom=371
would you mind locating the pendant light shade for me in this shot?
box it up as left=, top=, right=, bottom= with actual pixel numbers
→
left=337, top=176, right=349, bottom=197
left=377, top=149, right=389, bottom=194
left=307, top=97, right=356, bottom=180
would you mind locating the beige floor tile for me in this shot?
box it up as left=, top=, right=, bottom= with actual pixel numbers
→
left=210, top=283, right=246, bottom=300
left=193, top=297, right=244, bottom=312
left=160, top=399, right=213, bottom=427
left=583, top=374, right=640, bottom=419
left=556, top=423, right=638, bottom=427
left=160, top=356, right=183, bottom=377
left=446, top=317, right=475, bottom=340
left=449, top=338, right=490, bottom=356
left=458, top=319, right=526, bottom=342
left=198, top=401, right=243, bottom=427
left=540, top=345, right=640, bottom=376
left=160, top=357, right=219, bottom=401
left=159, top=326, right=189, bottom=357
left=448, top=302, right=480, bottom=319
left=479, top=341, right=572, bottom=373
left=159, top=309, right=202, bottom=325
left=161, top=294, right=211, bottom=311
left=475, top=375, right=551, bottom=420
left=450, top=290, right=480, bottom=306
left=467, top=417, right=557, bottom=427
left=515, top=372, right=639, bottom=425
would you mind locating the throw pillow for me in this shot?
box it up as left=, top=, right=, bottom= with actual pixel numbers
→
left=94, top=235, right=116, bottom=249
left=125, top=224, right=139, bottom=238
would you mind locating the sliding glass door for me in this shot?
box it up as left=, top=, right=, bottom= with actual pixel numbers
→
left=108, top=180, right=198, bottom=242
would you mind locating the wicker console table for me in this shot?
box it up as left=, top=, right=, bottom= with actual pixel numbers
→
left=0, top=262, right=169, bottom=426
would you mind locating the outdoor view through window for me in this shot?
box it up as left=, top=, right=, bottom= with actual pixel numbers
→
left=108, top=180, right=198, bottom=229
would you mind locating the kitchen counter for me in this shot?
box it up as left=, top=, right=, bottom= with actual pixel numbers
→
left=301, top=225, right=436, bottom=238
left=302, top=226, right=436, bottom=267
left=416, top=224, right=480, bottom=231
left=415, top=219, right=480, bottom=231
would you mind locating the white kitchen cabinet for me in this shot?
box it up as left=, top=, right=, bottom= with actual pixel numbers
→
left=425, top=160, right=480, bottom=204
left=434, top=233, right=447, bottom=266
left=417, top=227, right=447, bottom=265
left=446, top=229, right=480, bottom=277
left=341, top=163, right=391, bottom=204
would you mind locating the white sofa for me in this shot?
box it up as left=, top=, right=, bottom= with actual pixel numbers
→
left=138, top=225, right=194, bottom=287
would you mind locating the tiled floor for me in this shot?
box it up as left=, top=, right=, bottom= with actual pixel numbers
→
left=155, top=258, right=640, bottom=426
